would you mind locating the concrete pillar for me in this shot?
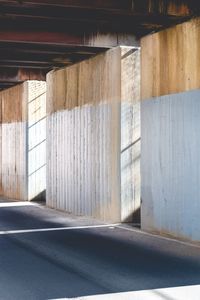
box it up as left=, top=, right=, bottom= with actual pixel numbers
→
left=141, top=17, right=200, bottom=242
left=0, top=81, right=46, bottom=201
left=46, top=46, right=140, bottom=223
left=27, top=81, right=46, bottom=201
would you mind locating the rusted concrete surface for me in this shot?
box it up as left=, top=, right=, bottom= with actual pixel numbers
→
left=141, top=17, right=200, bottom=100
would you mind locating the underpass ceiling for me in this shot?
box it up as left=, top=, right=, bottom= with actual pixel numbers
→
left=0, top=0, right=199, bottom=90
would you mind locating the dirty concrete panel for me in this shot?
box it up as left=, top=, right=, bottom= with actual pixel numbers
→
left=1, top=84, right=27, bottom=200
left=46, top=48, right=122, bottom=222
left=141, top=17, right=200, bottom=100
left=0, top=81, right=46, bottom=201
left=121, top=48, right=141, bottom=222
left=28, top=81, right=46, bottom=201
left=46, top=47, right=141, bottom=223
left=141, top=89, right=200, bottom=242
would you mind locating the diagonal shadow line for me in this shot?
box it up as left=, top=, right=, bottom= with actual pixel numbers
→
left=153, top=290, right=177, bottom=300
left=121, top=137, right=141, bottom=153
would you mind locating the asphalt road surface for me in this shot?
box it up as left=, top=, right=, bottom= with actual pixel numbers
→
left=0, top=199, right=200, bottom=300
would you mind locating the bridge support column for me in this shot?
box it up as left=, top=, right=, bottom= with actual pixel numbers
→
left=46, top=46, right=140, bottom=223
left=141, top=18, right=200, bottom=242
left=0, top=81, right=46, bottom=201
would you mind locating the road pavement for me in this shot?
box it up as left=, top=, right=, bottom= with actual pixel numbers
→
left=0, top=199, right=200, bottom=300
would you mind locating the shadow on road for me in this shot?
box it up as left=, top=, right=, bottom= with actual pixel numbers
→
left=0, top=202, right=200, bottom=300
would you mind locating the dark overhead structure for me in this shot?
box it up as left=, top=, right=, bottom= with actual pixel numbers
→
left=0, top=0, right=199, bottom=90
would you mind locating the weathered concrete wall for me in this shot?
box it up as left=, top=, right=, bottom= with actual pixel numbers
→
left=141, top=17, right=200, bottom=242
left=141, top=18, right=200, bottom=100
left=0, top=81, right=46, bottom=201
left=28, top=81, right=46, bottom=201
left=121, top=48, right=141, bottom=222
left=46, top=47, right=140, bottom=222
left=0, top=84, right=27, bottom=200
left=142, top=90, right=200, bottom=242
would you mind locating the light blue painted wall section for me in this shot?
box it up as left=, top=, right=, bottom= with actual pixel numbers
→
left=141, top=90, right=200, bottom=242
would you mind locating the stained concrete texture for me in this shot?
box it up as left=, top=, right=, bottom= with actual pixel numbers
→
left=0, top=199, right=200, bottom=300
left=46, top=47, right=140, bottom=223
left=141, top=90, right=200, bottom=242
